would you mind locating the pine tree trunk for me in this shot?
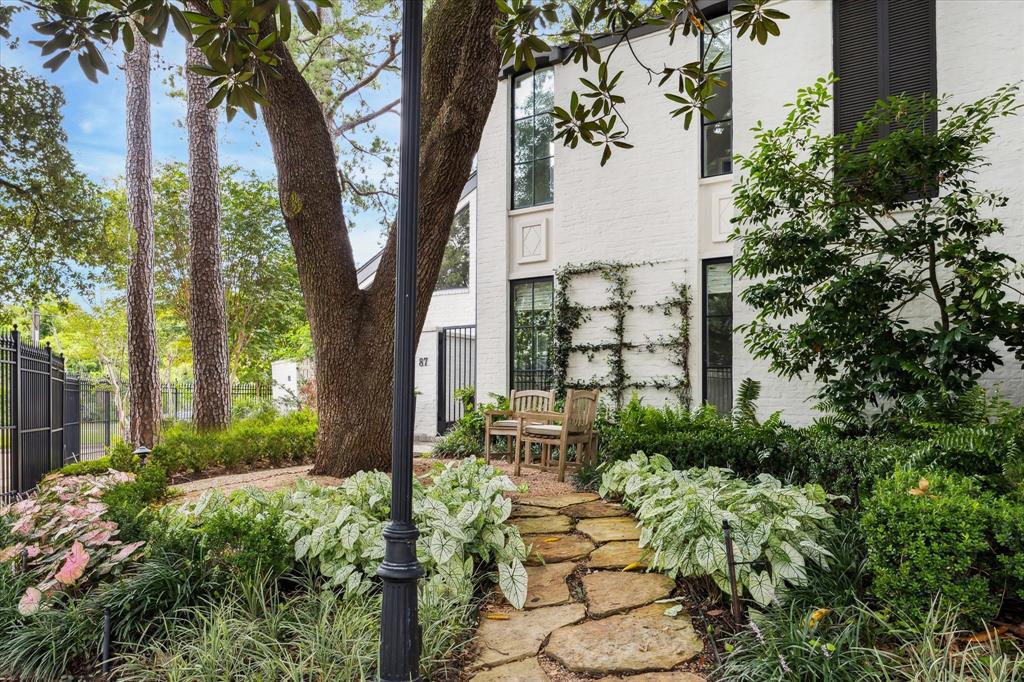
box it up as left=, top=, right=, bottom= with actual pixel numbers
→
left=258, top=0, right=500, bottom=477
left=186, top=43, right=231, bottom=431
left=124, top=33, right=161, bottom=448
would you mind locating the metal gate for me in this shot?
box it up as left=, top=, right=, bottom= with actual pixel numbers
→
left=1, top=329, right=67, bottom=500
left=436, top=325, right=476, bottom=435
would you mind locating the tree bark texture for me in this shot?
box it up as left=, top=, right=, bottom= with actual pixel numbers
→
left=124, top=32, right=161, bottom=448
left=186, top=43, right=232, bottom=431
left=258, top=0, right=501, bottom=477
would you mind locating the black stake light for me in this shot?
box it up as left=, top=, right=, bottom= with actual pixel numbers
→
left=377, top=1, right=424, bottom=680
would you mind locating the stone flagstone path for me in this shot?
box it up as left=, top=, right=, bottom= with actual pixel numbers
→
left=468, top=492, right=706, bottom=681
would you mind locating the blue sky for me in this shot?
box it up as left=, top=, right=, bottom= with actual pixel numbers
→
left=1, top=8, right=387, bottom=266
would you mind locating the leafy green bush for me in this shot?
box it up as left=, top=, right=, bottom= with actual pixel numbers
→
left=862, top=468, right=999, bottom=628
left=58, top=456, right=113, bottom=477
left=600, top=452, right=839, bottom=606
left=101, top=462, right=169, bottom=542
left=433, top=390, right=508, bottom=459
left=153, top=410, right=318, bottom=474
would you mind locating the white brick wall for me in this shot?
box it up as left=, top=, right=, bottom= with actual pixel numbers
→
left=474, top=0, right=1024, bottom=422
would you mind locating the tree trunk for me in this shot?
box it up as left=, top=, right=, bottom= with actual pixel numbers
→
left=258, top=0, right=500, bottom=477
left=186, top=43, right=232, bottom=431
left=124, top=32, right=160, bottom=448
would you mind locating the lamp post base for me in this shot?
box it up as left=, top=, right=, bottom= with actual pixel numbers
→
left=378, top=521, right=424, bottom=681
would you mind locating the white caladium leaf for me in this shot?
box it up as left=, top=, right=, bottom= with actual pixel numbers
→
left=430, top=532, right=460, bottom=565
left=746, top=570, right=776, bottom=607
left=498, top=558, right=528, bottom=609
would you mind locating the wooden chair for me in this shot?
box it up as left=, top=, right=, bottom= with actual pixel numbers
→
left=515, top=389, right=600, bottom=482
left=484, top=389, right=555, bottom=463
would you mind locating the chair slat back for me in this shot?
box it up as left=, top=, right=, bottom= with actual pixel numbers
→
left=565, top=389, right=599, bottom=433
left=510, top=389, right=554, bottom=414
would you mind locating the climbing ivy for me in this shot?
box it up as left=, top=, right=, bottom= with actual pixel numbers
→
left=552, top=260, right=691, bottom=409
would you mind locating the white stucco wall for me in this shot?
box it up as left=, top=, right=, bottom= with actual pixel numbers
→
left=474, top=0, right=1024, bottom=423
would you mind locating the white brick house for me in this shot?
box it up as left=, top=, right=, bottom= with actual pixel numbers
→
left=470, top=0, right=1024, bottom=423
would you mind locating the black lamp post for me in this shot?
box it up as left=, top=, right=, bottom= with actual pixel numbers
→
left=377, top=1, right=424, bottom=680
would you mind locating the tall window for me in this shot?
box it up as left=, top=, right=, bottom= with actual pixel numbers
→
left=512, top=68, right=554, bottom=209
left=510, top=278, right=554, bottom=390
left=703, top=259, right=733, bottom=413
left=436, top=205, right=470, bottom=290
left=834, top=0, right=936, bottom=140
left=701, top=13, right=733, bottom=177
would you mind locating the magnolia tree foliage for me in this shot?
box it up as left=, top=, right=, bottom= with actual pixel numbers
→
left=25, top=0, right=788, bottom=160
left=732, top=78, right=1024, bottom=418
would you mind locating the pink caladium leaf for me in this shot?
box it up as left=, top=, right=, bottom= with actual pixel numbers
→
left=25, top=545, right=42, bottom=558
left=55, top=541, right=89, bottom=585
left=11, top=515, right=35, bottom=536
left=0, top=544, right=23, bottom=563
left=17, top=587, right=43, bottom=616
left=109, top=541, right=145, bottom=564
left=79, top=528, right=113, bottom=546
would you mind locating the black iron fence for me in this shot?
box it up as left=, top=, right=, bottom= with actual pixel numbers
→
left=436, top=325, right=476, bottom=435
left=160, top=382, right=270, bottom=422
left=2, top=327, right=268, bottom=500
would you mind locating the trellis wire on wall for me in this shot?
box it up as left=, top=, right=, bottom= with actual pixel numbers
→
left=552, top=259, right=692, bottom=409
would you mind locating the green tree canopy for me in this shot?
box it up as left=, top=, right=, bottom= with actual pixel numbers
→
left=0, top=65, right=109, bottom=308
left=732, top=78, right=1024, bottom=418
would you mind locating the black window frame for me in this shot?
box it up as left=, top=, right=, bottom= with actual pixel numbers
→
left=699, top=9, right=733, bottom=178
left=508, top=276, right=555, bottom=391
left=435, top=203, right=471, bottom=292
left=702, top=257, right=733, bottom=414
left=510, top=67, right=555, bottom=210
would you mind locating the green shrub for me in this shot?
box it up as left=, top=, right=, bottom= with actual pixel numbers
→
left=58, top=456, right=113, bottom=476
left=862, top=468, right=998, bottom=628
left=152, top=410, right=318, bottom=475
left=103, top=463, right=169, bottom=542
left=433, top=390, right=508, bottom=459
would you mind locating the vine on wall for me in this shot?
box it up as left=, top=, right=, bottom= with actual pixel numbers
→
left=552, top=260, right=692, bottom=409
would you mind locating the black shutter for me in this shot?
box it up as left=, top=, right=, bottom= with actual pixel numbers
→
left=833, top=0, right=936, bottom=137
left=888, top=0, right=937, bottom=133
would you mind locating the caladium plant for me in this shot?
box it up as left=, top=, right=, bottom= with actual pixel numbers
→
left=176, top=457, right=531, bottom=608
left=600, top=452, right=840, bottom=607
left=0, top=471, right=147, bottom=615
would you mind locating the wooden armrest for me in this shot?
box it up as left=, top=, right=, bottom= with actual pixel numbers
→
left=517, top=410, right=564, bottom=423
left=484, top=409, right=512, bottom=417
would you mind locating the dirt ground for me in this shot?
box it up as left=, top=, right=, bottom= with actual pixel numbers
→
left=170, top=450, right=578, bottom=502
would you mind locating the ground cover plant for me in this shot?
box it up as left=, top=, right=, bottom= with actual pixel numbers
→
left=600, top=452, right=839, bottom=607
left=0, top=456, right=527, bottom=679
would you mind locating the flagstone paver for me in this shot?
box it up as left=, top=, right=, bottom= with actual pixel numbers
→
left=544, top=603, right=704, bottom=674
left=524, top=562, right=575, bottom=609
left=588, top=540, right=648, bottom=569
left=471, top=490, right=705, bottom=680
left=469, top=657, right=550, bottom=681
left=562, top=499, right=629, bottom=518
left=577, top=516, right=642, bottom=543
left=513, top=514, right=574, bottom=535
left=516, top=492, right=600, bottom=508
left=471, top=603, right=587, bottom=669
left=524, top=534, right=596, bottom=564
left=583, top=571, right=676, bottom=618
left=597, top=674, right=705, bottom=682
left=511, top=504, right=560, bottom=518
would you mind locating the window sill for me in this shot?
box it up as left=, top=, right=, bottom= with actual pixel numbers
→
left=433, top=287, right=471, bottom=297
left=508, top=203, right=554, bottom=218
left=699, top=174, right=733, bottom=186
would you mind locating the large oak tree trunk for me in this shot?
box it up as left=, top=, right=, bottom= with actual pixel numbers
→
left=259, top=0, right=500, bottom=477
left=185, top=43, right=231, bottom=431
left=124, top=33, right=160, bottom=448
